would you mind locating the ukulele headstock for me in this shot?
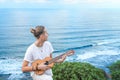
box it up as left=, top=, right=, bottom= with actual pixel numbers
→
left=66, top=50, right=75, bottom=56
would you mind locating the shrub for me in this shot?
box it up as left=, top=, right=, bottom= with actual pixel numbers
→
left=52, top=62, right=107, bottom=80
left=108, top=60, right=120, bottom=80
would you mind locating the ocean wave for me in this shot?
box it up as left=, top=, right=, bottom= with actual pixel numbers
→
left=77, top=47, right=120, bottom=60
left=0, top=59, right=22, bottom=74
left=53, top=44, right=93, bottom=53
left=93, top=39, right=120, bottom=46
left=0, top=58, right=26, bottom=80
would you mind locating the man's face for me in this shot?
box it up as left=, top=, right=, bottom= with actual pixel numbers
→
left=42, top=29, right=48, bottom=41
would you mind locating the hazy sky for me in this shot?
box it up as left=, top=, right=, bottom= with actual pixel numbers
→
left=0, top=0, right=120, bottom=8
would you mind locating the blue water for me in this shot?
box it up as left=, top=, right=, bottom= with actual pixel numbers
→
left=0, top=8, right=120, bottom=80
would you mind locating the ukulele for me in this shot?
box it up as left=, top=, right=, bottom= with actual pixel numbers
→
left=32, top=50, right=75, bottom=75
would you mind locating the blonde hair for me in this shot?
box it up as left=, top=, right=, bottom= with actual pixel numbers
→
left=31, top=25, right=45, bottom=39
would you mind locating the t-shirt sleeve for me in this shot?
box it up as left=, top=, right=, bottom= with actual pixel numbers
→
left=24, top=48, right=33, bottom=62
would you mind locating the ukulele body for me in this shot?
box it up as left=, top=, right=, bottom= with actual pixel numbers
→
left=32, top=57, right=54, bottom=75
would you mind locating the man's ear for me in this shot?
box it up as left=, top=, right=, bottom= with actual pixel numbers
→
left=39, top=34, right=44, bottom=39
left=38, top=35, right=41, bottom=39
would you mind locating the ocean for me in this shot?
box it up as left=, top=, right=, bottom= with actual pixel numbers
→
left=0, top=8, right=120, bottom=80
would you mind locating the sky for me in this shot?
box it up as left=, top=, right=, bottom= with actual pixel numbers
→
left=0, top=0, right=120, bottom=8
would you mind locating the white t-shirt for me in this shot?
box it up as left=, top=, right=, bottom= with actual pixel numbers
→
left=24, top=41, right=54, bottom=76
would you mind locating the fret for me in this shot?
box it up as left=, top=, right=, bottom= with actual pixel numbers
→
left=48, top=53, right=65, bottom=64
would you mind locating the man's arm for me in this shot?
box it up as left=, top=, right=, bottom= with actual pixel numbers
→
left=22, top=60, right=33, bottom=72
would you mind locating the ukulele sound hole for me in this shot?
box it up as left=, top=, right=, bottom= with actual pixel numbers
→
left=44, top=61, right=49, bottom=65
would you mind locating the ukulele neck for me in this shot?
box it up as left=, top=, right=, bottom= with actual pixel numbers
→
left=48, top=53, right=66, bottom=64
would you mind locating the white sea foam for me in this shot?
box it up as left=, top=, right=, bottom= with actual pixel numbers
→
left=0, top=58, right=22, bottom=74
left=77, top=49, right=120, bottom=60
left=0, top=58, right=33, bottom=80
left=94, top=39, right=120, bottom=46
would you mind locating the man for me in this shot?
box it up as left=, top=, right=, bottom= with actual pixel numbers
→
left=22, top=25, right=66, bottom=80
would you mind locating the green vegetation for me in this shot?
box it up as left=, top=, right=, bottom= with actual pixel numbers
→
left=108, top=60, right=120, bottom=80
left=52, top=62, right=107, bottom=80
